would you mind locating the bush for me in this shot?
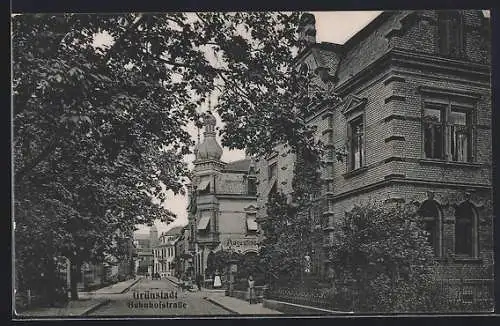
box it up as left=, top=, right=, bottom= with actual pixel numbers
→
left=327, top=202, right=438, bottom=312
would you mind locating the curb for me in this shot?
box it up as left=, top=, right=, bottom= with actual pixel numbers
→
left=166, top=277, right=180, bottom=286
left=204, top=296, right=239, bottom=315
left=120, top=277, right=143, bottom=294
left=81, top=299, right=111, bottom=316
left=262, top=299, right=353, bottom=315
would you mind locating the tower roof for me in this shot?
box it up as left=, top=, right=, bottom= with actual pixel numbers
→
left=195, top=111, right=223, bottom=161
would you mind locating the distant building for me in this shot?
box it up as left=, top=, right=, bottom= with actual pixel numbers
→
left=152, top=226, right=183, bottom=277
left=173, top=226, right=191, bottom=278
left=133, top=226, right=158, bottom=275
left=186, top=112, right=258, bottom=280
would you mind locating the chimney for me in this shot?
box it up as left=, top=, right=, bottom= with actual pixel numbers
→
left=297, top=13, right=317, bottom=50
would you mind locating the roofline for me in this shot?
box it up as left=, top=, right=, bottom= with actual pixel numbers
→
left=342, top=11, right=395, bottom=50
left=294, top=42, right=344, bottom=65
left=293, top=12, right=391, bottom=64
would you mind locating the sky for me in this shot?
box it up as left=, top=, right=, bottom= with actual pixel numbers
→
left=134, top=11, right=383, bottom=236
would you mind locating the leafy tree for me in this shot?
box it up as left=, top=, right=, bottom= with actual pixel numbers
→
left=13, top=12, right=325, bottom=302
left=326, top=202, right=438, bottom=312
left=259, top=138, right=325, bottom=285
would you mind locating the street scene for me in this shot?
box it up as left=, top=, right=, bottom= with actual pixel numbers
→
left=86, top=277, right=233, bottom=316
left=13, top=9, right=493, bottom=319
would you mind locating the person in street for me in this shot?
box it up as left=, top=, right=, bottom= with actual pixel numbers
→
left=213, top=270, right=222, bottom=288
left=196, top=273, right=202, bottom=291
left=247, top=275, right=255, bottom=304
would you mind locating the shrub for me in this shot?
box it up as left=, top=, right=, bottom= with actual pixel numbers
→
left=327, top=202, right=438, bottom=312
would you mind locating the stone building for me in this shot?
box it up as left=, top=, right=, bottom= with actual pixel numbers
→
left=173, top=226, right=192, bottom=278
left=152, top=226, right=183, bottom=277
left=133, top=225, right=158, bottom=275
left=255, top=10, right=492, bottom=301
left=186, top=111, right=258, bottom=280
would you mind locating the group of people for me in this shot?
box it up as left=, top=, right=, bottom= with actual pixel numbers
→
left=174, top=272, right=258, bottom=304
left=177, top=273, right=204, bottom=291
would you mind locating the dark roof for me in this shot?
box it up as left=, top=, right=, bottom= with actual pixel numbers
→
left=164, top=226, right=184, bottom=236
left=224, top=158, right=251, bottom=171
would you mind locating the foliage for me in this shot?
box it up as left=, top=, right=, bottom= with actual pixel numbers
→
left=326, top=202, right=438, bottom=312
left=12, top=12, right=318, bottom=302
left=259, top=138, right=325, bottom=284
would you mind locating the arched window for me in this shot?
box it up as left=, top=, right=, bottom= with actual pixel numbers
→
left=418, top=200, right=441, bottom=256
left=455, top=201, right=477, bottom=257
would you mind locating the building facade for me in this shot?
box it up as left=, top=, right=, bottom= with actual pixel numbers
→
left=173, top=226, right=192, bottom=278
left=256, top=10, right=492, bottom=299
left=186, top=112, right=259, bottom=280
left=152, top=227, right=183, bottom=277
left=133, top=226, right=158, bottom=275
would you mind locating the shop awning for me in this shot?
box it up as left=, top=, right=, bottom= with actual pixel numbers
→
left=197, top=214, right=211, bottom=230
left=197, top=179, right=211, bottom=191
left=246, top=215, right=258, bottom=231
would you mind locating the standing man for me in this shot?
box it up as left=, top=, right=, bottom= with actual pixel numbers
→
left=196, top=273, right=202, bottom=291
left=247, top=275, right=255, bottom=304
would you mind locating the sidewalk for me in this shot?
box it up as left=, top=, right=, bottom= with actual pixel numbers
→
left=17, top=277, right=142, bottom=317
left=16, top=298, right=110, bottom=318
left=205, top=292, right=282, bottom=315
left=89, top=276, right=142, bottom=294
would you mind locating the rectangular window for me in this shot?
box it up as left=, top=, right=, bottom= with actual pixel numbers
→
left=422, top=100, right=474, bottom=162
left=423, top=106, right=445, bottom=159
left=450, top=107, right=471, bottom=162
left=349, top=117, right=364, bottom=170
left=268, top=162, right=277, bottom=180
left=247, top=178, right=257, bottom=195
left=438, top=11, right=464, bottom=58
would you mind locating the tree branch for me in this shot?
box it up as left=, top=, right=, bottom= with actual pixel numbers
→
left=15, top=136, right=60, bottom=182
left=103, top=14, right=146, bottom=63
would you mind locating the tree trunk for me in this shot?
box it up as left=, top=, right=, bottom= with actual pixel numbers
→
left=70, top=260, right=81, bottom=300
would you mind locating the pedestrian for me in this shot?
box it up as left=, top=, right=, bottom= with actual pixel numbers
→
left=247, top=275, right=255, bottom=304
left=213, top=270, right=222, bottom=289
left=196, top=273, right=202, bottom=291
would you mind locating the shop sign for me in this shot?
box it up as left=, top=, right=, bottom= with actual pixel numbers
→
left=223, top=238, right=259, bottom=252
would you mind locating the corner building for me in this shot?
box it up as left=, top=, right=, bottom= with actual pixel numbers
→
left=256, top=10, right=492, bottom=300
left=187, top=112, right=258, bottom=280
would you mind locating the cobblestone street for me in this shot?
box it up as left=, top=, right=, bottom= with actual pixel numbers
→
left=88, top=278, right=234, bottom=316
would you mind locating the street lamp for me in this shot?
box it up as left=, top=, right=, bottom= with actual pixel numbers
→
left=227, top=250, right=239, bottom=297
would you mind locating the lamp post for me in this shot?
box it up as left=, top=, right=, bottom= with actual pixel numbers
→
left=227, top=250, right=238, bottom=297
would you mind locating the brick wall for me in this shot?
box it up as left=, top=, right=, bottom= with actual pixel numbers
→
left=256, top=10, right=492, bottom=287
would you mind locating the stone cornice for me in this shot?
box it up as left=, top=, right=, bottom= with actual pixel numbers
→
left=335, top=48, right=490, bottom=96
left=328, top=178, right=491, bottom=203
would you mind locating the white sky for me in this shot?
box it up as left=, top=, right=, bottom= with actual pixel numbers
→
left=116, top=11, right=383, bottom=235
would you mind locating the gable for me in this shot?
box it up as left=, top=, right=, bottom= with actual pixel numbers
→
left=341, top=94, right=368, bottom=116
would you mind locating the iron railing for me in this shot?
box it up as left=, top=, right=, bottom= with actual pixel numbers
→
left=265, top=279, right=494, bottom=313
